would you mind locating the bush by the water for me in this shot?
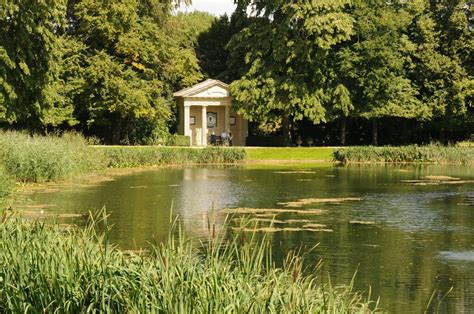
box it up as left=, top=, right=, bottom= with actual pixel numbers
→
left=333, top=145, right=474, bottom=164
left=0, top=132, right=107, bottom=183
left=0, top=214, right=378, bottom=313
left=98, top=146, right=246, bottom=168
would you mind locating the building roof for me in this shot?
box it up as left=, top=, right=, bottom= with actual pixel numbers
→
left=173, top=79, right=230, bottom=98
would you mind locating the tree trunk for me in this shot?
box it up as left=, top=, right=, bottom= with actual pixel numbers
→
left=340, top=117, right=347, bottom=146
left=111, top=118, right=123, bottom=145
left=402, top=119, right=409, bottom=145
left=282, top=114, right=292, bottom=146
left=372, top=119, right=378, bottom=146
left=440, top=125, right=446, bottom=145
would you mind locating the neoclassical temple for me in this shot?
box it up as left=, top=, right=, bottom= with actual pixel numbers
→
left=174, top=79, right=248, bottom=146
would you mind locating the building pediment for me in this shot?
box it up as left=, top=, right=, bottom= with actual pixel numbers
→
left=173, top=79, right=230, bottom=98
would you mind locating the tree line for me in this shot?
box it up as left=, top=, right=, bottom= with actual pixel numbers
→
left=1, top=0, right=473, bottom=145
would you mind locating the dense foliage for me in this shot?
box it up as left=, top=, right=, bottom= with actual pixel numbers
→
left=225, top=0, right=473, bottom=145
left=1, top=0, right=473, bottom=145
left=0, top=213, right=378, bottom=312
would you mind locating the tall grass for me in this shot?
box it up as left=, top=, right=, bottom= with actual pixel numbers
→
left=0, top=132, right=107, bottom=182
left=0, top=167, right=12, bottom=209
left=333, top=145, right=474, bottom=164
left=0, top=131, right=246, bottom=182
left=0, top=213, right=378, bottom=313
left=97, top=146, right=247, bottom=168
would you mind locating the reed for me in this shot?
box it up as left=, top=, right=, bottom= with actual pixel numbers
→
left=0, top=212, right=378, bottom=313
left=0, top=131, right=107, bottom=183
left=333, top=145, right=474, bottom=164
left=96, top=146, right=247, bottom=168
left=0, top=132, right=246, bottom=183
left=0, top=167, right=12, bottom=209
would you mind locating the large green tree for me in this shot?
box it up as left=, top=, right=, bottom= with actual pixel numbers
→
left=229, top=0, right=354, bottom=143
left=337, top=0, right=432, bottom=145
left=71, top=0, right=202, bottom=144
left=407, top=0, right=473, bottom=142
left=0, top=0, right=67, bottom=128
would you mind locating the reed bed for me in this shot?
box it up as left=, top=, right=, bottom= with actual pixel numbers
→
left=333, top=145, right=474, bottom=164
left=0, top=131, right=246, bottom=183
left=0, top=167, right=12, bottom=208
left=0, top=131, right=107, bottom=182
left=97, top=146, right=247, bottom=168
left=0, top=213, right=378, bottom=313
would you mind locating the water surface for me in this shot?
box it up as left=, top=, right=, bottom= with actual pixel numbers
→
left=17, top=164, right=474, bottom=312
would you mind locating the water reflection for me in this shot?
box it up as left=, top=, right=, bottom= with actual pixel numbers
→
left=16, top=164, right=474, bottom=313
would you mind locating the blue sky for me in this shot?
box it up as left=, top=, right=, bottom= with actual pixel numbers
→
left=177, top=0, right=236, bottom=16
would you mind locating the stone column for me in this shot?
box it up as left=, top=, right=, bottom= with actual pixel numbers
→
left=184, top=104, right=191, bottom=144
left=224, top=105, right=230, bottom=133
left=201, top=105, right=208, bottom=147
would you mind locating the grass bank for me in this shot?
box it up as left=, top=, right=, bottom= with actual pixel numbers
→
left=0, top=132, right=246, bottom=183
left=96, top=146, right=246, bottom=168
left=333, top=145, right=474, bottom=164
left=0, top=214, right=378, bottom=313
left=245, top=147, right=334, bottom=162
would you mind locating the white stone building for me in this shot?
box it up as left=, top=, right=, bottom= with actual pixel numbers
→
left=174, top=79, right=248, bottom=146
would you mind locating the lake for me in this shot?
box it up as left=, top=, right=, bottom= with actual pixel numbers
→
left=16, top=164, right=474, bottom=312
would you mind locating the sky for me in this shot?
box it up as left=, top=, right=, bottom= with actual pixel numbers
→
left=177, top=0, right=236, bottom=16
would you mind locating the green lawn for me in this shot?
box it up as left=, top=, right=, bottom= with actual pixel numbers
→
left=245, top=147, right=335, bottom=161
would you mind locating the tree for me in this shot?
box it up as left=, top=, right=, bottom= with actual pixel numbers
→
left=229, top=0, right=354, bottom=143
left=407, top=0, right=473, bottom=142
left=0, top=0, right=67, bottom=128
left=337, top=0, right=432, bottom=145
left=70, top=0, right=203, bottom=143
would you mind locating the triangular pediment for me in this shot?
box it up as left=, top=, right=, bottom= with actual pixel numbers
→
left=173, top=79, right=230, bottom=98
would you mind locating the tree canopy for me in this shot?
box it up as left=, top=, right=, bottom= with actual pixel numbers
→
left=0, top=0, right=472, bottom=145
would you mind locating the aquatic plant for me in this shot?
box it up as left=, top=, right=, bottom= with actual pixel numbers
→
left=0, top=212, right=378, bottom=313
left=0, top=131, right=246, bottom=183
left=0, top=167, right=12, bottom=209
left=0, top=131, right=107, bottom=182
left=333, top=145, right=474, bottom=164
left=98, top=146, right=247, bottom=168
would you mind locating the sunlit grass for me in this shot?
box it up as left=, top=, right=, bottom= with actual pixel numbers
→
left=245, top=147, right=334, bottom=161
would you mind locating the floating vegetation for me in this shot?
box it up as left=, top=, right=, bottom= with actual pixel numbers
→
left=303, top=224, right=327, bottom=229
left=168, top=184, right=180, bottom=187
left=401, top=179, right=474, bottom=186
left=233, top=227, right=334, bottom=233
left=222, top=208, right=327, bottom=215
left=278, top=197, right=362, bottom=208
left=423, top=175, right=460, bottom=181
left=250, top=218, right=285, bottom=224
left=274, top=171, right=316, bottom=174
left=21, top=204, right=57, bottom=209
left=350, top=221, right=376, bottom=225
left=18, top=210, right=86, bottom=220
left=254, top=213, right=278, bottom=218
